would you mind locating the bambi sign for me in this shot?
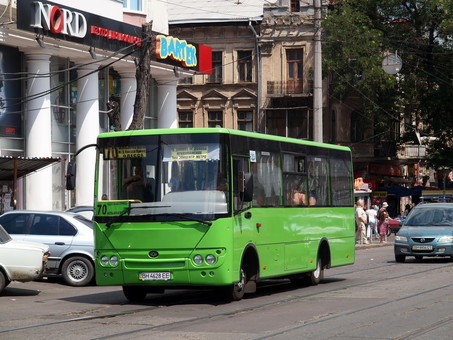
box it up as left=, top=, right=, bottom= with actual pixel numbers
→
left=30, top=1, right=88, bottom=38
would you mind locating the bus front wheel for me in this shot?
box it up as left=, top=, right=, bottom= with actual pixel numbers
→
left=223, top=268, right=246, bottom=301
left=123, top=286, right=147, bottom=302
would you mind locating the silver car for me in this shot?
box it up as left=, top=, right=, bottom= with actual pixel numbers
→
left=0, top=210, right=94, bottom=286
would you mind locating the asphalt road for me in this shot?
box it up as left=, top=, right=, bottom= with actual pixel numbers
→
left=1, top=240, right=452, bottom=340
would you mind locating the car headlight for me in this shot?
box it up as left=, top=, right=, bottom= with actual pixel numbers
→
left=110, top=255, right=119, bottom=266
left=395, top=235, right=408, bottom=242
left=100, top=255, right=109, bottom=266
left=205, top=254, right=216, bottom=265
left=438, top=236, right=453, bottom=243
left=193, top=254, right=203, bottom=265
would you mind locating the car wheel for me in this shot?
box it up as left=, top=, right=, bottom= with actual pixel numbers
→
left=395, top=255, right=406, bottom=263
left=123, top=286, right=147, bottom=302
left=0, top=271, right=6, bottom=294
left=61, top=256, right=94, bottom=287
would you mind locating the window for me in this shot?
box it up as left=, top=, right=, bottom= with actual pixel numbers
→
left=330, top=157, right=353, bottom=206
left=208, top=111, right=223, bottom=127
left=251, top=151, right=282, bottom=207
left=237, top=111, right=253, bottom=131
left=179, top=111, right=193, bottom=128
left=282, top=154, right=307, bottom=206
left=291, top=0, right=300, bottom=12
left=286, top=49, right=303, bottom=93
left=237, top=51, right=253, bottom=82
left=208, top=51, right=223, bottom=83
left=123, top=0, right=142, bottom=11
left=350, top=110, right=364, bottom=143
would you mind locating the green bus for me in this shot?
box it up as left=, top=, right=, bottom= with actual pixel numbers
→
left=81, top=128, right=355, bottom=301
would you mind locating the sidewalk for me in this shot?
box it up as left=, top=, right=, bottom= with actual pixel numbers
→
left=355, top=234, right=394, bottom=249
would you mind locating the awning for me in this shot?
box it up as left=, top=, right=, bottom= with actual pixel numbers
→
left=0, top=156, right=62, bottom=181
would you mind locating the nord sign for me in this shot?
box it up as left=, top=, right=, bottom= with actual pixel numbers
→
left=31, top=1, right=87, bottom=38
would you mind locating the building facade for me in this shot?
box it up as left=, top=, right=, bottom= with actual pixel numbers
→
left=168, top=0, right=431, bottom=216
left=0, top=0, right=208, bottom=212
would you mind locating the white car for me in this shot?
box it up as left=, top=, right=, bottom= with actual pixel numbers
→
left=0, top=225, right=49, bottom=294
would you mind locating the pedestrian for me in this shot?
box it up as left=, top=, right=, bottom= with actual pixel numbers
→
left=355, top=199, right=369, bottom=244
left=377, top=202, right=389, bottom=220
left=404, top=203, right=412, bottom=216
left=366, top=204, right=378, bottom=241
left=377, top=202, right=389, bottom=244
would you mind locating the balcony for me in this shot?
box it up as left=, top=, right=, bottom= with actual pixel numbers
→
left=267, top=80, right=312, bottom=97
left=397, top=145, right=426, bottom=159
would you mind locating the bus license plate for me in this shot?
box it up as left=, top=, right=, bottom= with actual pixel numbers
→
left=139, top=272, right=171, bottom=281
left=412, top=245, right=432, bottom=250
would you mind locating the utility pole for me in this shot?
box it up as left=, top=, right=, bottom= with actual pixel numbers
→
left=128, top=22, right=153, bottom=130
left=313, top=0, right=323, bottom=143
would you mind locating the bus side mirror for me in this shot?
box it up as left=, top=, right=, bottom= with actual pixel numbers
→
left=66, top=160, right=76, bottom=190
left=239, top=172, right=253, bottom=202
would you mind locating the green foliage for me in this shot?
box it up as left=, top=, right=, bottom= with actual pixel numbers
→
left=323, top=0, right=453, bottom=168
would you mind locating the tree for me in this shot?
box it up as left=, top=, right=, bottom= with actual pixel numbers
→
left=323, top=0, right=453, bottom=169
left=128, top=22, right=153, bottom=130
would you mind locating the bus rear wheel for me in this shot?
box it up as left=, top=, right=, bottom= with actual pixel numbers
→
left=123, top=286, right=147, bottom=302
left=308, top=257, right=324, bottom=285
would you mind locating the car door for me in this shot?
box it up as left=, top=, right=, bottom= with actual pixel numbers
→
left=24, top=214, right=75, bottom=270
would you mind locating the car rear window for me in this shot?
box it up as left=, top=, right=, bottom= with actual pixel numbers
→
left=74, top=215, right=93, bottom=229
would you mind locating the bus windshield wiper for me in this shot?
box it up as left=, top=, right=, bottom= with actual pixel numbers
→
left=105, top=207, right=131, bottom=228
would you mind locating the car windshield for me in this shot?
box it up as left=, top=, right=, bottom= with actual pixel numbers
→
left=0, top=225, right=12, bottom=243
left=404, top=207, right=453, bottom=226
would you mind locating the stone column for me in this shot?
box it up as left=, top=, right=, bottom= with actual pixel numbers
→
left=76, top=64, right=100, bottom=206
left=25, top=53, right=53, bottom=210
left=157, top=79, right=178, bottom=129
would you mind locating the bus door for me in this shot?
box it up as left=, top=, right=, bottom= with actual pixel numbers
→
left=232, top=156, right=254, bottom=233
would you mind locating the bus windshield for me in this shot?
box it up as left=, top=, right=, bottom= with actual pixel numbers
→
left=97, top=133, right=229, bottom=218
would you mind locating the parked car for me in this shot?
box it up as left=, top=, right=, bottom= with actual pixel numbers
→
left=0, top=224, right=49, bottom=294
left=66, top=206, right=94, bottom=220
left=388, top=217, right=404, bottom=234
left=0, top=211, right=94, bottom=286
left=394, top=203, right=453, bottom=263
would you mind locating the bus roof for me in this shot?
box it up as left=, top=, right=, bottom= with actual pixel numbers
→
left=97, top=128, right=351, bottom=152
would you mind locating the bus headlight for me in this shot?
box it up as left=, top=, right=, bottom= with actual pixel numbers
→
left=206, top=254, right=216, bottom=265
left=100, top=255, right=109, bottom=266
left=193, top=254, right=203, bottom=265
left=110, top=255, right=119, bottom=266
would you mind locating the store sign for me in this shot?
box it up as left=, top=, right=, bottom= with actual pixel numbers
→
left=17, top=0, right=212, bottom=73
left=31, top=1, right=87, bottom=38
left=156, top=35, right=197, bottom=67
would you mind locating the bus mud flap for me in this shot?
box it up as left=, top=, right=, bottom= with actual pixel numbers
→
left=244, top=276, right=257, bottom=293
